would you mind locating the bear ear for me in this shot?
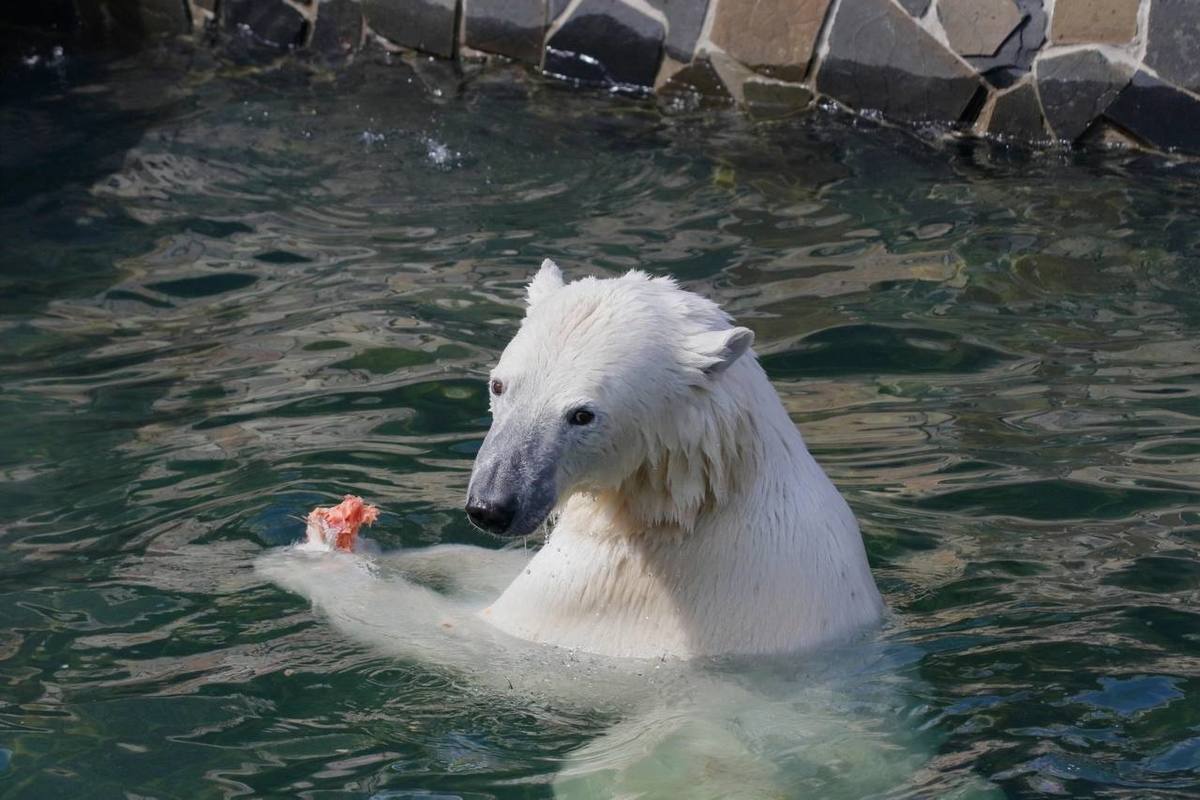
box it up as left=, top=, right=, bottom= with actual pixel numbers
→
left=685, top=326, right=755, bottom=376
left=526, top=259, right=565, bottom=308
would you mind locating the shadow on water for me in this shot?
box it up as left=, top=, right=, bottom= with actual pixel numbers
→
left=0, top=10, right=199, bottom=313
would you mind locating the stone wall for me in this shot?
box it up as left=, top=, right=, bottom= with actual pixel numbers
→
left=13, top=0, right=1200, bottom=154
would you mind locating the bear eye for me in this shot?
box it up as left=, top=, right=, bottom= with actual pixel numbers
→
left=490, top=379, right=504, bottom=396
left=569, top=407, right=595, bottom=426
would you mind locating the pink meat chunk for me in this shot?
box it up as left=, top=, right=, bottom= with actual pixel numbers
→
left=305, top=495, right=380, bottom=551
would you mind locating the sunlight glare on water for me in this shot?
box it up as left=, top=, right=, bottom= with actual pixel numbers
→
left=1, top=43, right=1199, bottom=799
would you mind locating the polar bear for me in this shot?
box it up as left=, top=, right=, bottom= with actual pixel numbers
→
left=255, top=263, right=996, bottom=797
left=466, top=259, right=883, bottom=658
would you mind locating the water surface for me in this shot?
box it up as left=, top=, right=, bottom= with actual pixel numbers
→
left=2, top=42, right=1200, bottom=799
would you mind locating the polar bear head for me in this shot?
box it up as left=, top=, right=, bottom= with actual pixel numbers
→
left=465, top=260, right=755, bottom=537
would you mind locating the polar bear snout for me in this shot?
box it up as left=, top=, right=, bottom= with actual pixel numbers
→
left=465, top=496, right=517, bottom=535
left=464, top=472, right=554, bottom=537
left=466, top=420, right=560, bottom=538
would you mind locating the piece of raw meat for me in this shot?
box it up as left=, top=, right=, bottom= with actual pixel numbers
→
left=305, top=495, right=379, bottom=551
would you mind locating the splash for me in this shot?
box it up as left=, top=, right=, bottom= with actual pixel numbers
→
left=358, top=129, right=386, bottom=147
left=422, top=136, right=460, bottom=169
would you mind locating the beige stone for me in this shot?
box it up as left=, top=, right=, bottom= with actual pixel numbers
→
left=708, top=49, right=759, bottom=105
left=708, top=0, right=833, bottom=80
left=743, top=78, right=814, bottom=118
left=973, top=92, right=997, bottom=135
left=938, top=0, right=1021, bottom=57
left=1052, top=0, right=1139, bottom=45
left=188, top=0, right=216, bottom=28
left=655, top=56, right=690, bottom=91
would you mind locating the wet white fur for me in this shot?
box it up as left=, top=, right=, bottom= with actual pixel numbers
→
left=483, top=261, right=884, bottom=657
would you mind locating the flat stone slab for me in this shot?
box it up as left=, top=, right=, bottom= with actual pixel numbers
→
left=657, top=57, right=735, bottom=110
left=817, top=0, right=982, bottom=122
left=544, top=0, right=665, bottom=88
left=985, top=80, right=1046, bottom=139
left=648, top=0, right=710, bottom=62
left=547, top=0, right=573, bottom=23
left=1105, top=70, right=1200, bottom=154
left=1145, top=0, right=1200, bottom=92
left=464, top=0, right=547, bottom=63
left=100, top=0, right=192, bottom=36
left=969, top=0, right=1045, bottom=88
left=362, top=0, right=457, bottom=58
left=311, top=0, right=364, bottom=60
left=1051, top=0, right=1139, bottom=45
left=939, top=0, right=1022, bottom=57
left=222, top=0, right=306, bottom=50
left=708, top=49, right=758, bottom=105
left=187, top=0, right=217, bottom=30
left=744, top=78, right=813, bottom=118
left=1035, top=48, right=1132, bottom=141
left=142, top=0, right=192, bottom=35
left=895, top=0, right=930, bottom=15
left=709, top=0, right=832, bottom=81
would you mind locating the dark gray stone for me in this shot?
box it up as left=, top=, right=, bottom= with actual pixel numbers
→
left=547, top=0, right=573, bottom=23
left=895, top=0, right=930, bottom=14
left=311, top=0, right=364, bottom=60
left=1077, top=120, right=1141, bottom=149
left=544, top=0, right=665, bottom=89
left=987, top=81, right=1045, bottom=139
left=221, top=0, right=306, bottom=50
left=1145, top=0, right=1200, bottom=92
left=409, top=45, right=465, bottom=96
left=464, top=0, right=546, bottom=63
left=1105, top=70, right=1200, bottom=154
left=1035, top=48, right=1132, bottom=141
left=0, top=0, right=77, bottom=33
left=969, top=0, right=1046, bottom=88
left=648, top=0, right=711, bottom=62
left=362, top=0, right=456, bottom=58
left=816, top=0, right=982, bottom=122
left=134, top=0, right=193, bottom=36
left=84, top=0, right=191, bottom=39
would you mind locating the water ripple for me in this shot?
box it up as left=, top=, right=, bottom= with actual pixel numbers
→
left=1, top=49, right=1199, bottom=798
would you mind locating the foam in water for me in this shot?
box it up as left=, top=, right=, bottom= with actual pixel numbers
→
left=422, top=136, right=460, bottom=169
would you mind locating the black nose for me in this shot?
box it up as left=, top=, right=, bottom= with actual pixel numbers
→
left=465, top=497, right=517, bottom=535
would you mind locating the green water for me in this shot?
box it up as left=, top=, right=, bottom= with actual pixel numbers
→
left=2, top=42, right=1200, bottom=799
